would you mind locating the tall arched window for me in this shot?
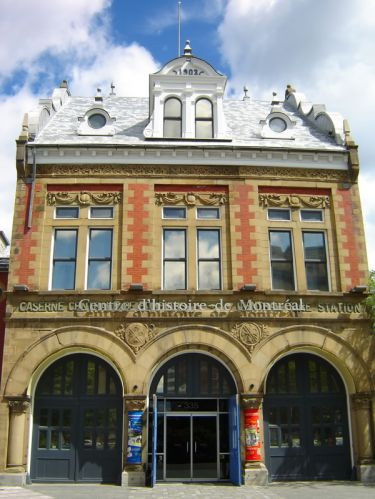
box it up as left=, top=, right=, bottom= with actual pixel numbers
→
left=195, top=98, right=213, bottom=139
left=164, top=97, right=182, bottom=138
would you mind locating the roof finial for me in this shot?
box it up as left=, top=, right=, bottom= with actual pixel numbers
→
left=243, top=85, right=250, bottom=100
left=110, top=82, right=116, bottom=96
left=285, top=84, right=296, bottom=100
left=95, top=88, right=103, bottom=102
left=184, top=40, right=192, bottom=57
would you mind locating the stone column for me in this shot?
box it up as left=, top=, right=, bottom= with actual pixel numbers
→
left=6, top=397, right=31, bottom=470
left=122, top=395, right=147, bottom=487
left=351, top=392, right=375, bottom=483
left=241, top=394, right=268, bottom=485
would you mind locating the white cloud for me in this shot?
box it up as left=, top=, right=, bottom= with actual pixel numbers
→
left=0, top=0, right=111, bottom=79
left=0, top=0, right=159, bottom=242
left=70, top=43, right=158, bottom=97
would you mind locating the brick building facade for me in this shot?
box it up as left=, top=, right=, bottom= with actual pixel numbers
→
left=0, top=45, right=374, bottom=486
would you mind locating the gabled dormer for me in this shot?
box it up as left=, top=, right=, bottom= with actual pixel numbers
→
left=144, top=41, right=230, bottom=140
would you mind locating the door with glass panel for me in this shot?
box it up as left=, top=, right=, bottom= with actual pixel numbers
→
left=166, top=415, right=217, bottom=480
left=148, top=353, right=237, bottom=482
left=31, top=354, right=123, bottom=483
left=264, top=353, right=351, bottom=480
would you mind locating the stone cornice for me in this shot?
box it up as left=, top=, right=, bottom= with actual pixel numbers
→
left=29, top=146, right=348, bottom=172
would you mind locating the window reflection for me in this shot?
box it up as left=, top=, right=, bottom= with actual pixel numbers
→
left=164, top=97, right=182, bottom=138
left=197, top=229, right=221, bottom=289
left=52, top=229, right=77, bottom=289
left=87, top=229, right=112, bottom=289
left=269, top=231, right=294, bottom=290
left=195, top=98, right=213, bottom=139
left=163, top=229, right=186, bottom=289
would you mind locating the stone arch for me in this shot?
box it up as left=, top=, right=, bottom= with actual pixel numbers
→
left=135, top=325, right=248, bottom=394
left=250, top=324, right=373, bottom=394
left=4, top=325, right=134, bottom=397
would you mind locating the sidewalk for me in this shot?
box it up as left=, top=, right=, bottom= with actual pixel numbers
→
left=0, top=482, right=374, bottom=499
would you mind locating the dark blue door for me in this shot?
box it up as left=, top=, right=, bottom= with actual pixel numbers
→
left=229, top=394, right=241, bottom=485
left=264, top=354, right=351, bottom=480
left=31, top=354, right=123, bottom=483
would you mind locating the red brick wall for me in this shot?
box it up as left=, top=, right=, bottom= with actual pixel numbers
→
left=234, top=184, right=258, bottom=288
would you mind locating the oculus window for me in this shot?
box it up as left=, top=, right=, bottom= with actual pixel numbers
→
left=269, top=117, right=287, bottom=133
left=195, top=98, right=213, bottom=139
left=164, top=97, right=182, bottom=138
left=88, top=113, right=107, bottom=129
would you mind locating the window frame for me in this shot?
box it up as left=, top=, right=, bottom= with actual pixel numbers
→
left=162, top=206, right=187, bottom=220
left=196, top=228, right=222, bottom=290
left=163, top=97, right=182, bottom=138
left=195, top=98, right=214, bottom=139
left=269, top=229, right=296, bottom=291
left=267, top=208, right=291, bottom=222
left=55, top=206, right=80, bottom=219
left=300, top=209, right=324, bottom=223
left=50, top=228, right=78, bottom=290
left=196, top=207, right=221, bottom=220
left=302, top=230, right=330, bottom=291
left=86, top=228, right=113, bottom=290
left=89, top=206, right=114, bottom=219
left=162, top=228, right=187, bottom=290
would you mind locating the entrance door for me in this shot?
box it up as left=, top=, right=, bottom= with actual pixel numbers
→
left=264, top=354, right=351, bottom=481
left=166, top=415, right=217, bottom=480
left=31, top=354, right=123, bottom=483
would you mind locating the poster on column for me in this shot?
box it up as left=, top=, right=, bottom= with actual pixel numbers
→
left=127, top=411, right=143, bottom=464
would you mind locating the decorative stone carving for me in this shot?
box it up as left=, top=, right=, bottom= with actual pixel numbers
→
left=115, top=323, right=156, bottom=353
left=46, top=191, right=121, bottom=206
left=124, top=397, right=147, bottom=412
left=259, top=193, right=330, bottom=209
left=351, top=393, right=372, bottom=410
left=241, top=394, right=263, bottom=409
left=231, top=322, right=268, bottom=356
left=155, top=192, right=227, bottom=206
left=7, top=398, right=31, bottom=414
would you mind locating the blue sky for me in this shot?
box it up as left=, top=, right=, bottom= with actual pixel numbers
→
left=1, top=0, right=375, bottom=268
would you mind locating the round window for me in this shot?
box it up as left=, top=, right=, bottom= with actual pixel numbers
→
left=88, top=113, right=107, bottom=129
left=269, top=117, right=287, bottom=133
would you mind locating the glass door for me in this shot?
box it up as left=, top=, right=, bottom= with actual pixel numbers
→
left=192, top=416, right=217, bottom=479
left=166, top=416, right=191, bottom=479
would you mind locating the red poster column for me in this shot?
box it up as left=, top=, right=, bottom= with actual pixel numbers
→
left=241, top=394, right=268, bottom=485
left=245, top=408, right=261, bottom=462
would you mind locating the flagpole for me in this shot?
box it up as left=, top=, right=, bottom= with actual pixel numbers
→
left=178, top=1, right=181, bottom=57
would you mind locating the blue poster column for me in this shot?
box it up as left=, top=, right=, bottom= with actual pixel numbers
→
left=241, top=394, right=268, bottom=486
left=122, top=396, right=147, bottom=487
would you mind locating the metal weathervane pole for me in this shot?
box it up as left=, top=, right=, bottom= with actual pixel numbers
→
left=178, top=1, right=181, bottom=57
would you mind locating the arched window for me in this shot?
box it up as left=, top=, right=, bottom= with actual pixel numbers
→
left=164, top=97, right=182, bottom=138
left=195, top=98, right=213, bottom=139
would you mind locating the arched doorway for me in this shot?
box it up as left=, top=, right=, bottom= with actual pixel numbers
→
left=148, top=353, right=239, bottom=483
left=31, top=354, right=123, bottom=483
left=264, top=353, right=351, bottom=480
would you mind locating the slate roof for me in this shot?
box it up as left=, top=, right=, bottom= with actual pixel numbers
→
left=33, top=96, right=345, bottom=151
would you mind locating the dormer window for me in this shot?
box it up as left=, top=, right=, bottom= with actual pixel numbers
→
left=195, top=98, right=213, bottom=139
left=77, top=108, right=115, bottom=136
left=88, top=113, right=107, bottom=129
left=164, top=97, right=182, bottom=138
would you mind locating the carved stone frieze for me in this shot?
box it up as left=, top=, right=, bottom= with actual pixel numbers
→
left=259, top=193, right=330, bottom=209
left=115, top=322, right=156, bottom=353
left=39, top=165, right=237, bottom=177
left=351, top=392, right=372, bottom=410
left=7, top=397, right=31, bottom=414
left=155, top=192, right=227, bottom=206
left=46, top=191, right=121, bottom=206
left=241, top=166, right=348, bottom=182
left=231, top=322, right=268, bottom=356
